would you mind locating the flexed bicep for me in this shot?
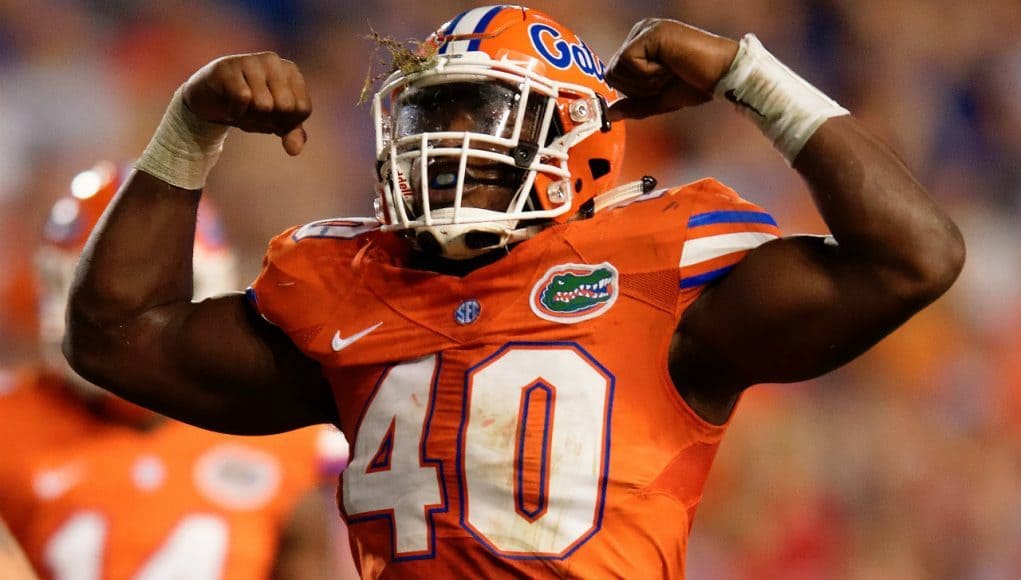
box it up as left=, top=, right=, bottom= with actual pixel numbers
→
left=651, top=21, right=963, bottom=422
left=674, top=234, right=909, bottom=393
left=68, top=290, right=336, bottom=435
left=64, top=165, right=335, bottom=435
left=671, top=116, right=963, bottom=418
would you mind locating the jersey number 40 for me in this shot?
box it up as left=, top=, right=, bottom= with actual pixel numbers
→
left=342, top=343, right=614, bottom=561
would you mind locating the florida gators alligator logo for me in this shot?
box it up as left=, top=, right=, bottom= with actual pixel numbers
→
left=529, top=262, right=619, bottom=323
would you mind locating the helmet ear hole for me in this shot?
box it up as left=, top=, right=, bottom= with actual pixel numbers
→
left=589, top=158, right=611, bottom=180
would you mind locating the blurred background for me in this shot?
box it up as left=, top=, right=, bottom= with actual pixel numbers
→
left=0, top=0, right=1018, bottom=577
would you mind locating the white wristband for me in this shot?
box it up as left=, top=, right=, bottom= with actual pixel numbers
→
left=134, top=87, right=229, bottom=190
left=714, top=34, right=849, bottom=164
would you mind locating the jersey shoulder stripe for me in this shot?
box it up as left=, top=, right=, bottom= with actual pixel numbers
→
left=677, top=179, right=782, bottom=290
left=681, top=231, right=778, bottom=268
left=248, top=217, right=381, bottom=337
left=290, top=217, right=381, bottom=243
left=687, top=210, right=777, bottom=228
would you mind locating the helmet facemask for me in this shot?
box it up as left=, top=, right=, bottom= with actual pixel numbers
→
left=373, top=52, right=606, bottom=259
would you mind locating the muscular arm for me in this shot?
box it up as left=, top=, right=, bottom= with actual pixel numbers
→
left=605, top=20, right=965, bottom=421
left=65, top=172, right=336, bottom=434
left=672, top=116, right=964, bottom=420
left=65, top=54, right=337, bottom=435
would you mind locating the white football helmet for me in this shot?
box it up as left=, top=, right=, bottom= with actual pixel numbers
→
left=372, top=5, right=626, bottom=258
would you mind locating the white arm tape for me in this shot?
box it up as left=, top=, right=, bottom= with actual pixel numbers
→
left=714, top=34, right=849, bottom=165
left=134, top=87, right=229, bottom=190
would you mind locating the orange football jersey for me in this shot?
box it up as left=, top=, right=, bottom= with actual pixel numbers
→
left=249, top=178, right=782, bottom=578
left=0, top=369, right=347, bottom=580
left=0, top=369, right=121, bottom=538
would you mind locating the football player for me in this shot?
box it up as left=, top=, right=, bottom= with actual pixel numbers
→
left=63, top=6, right=964, bottom=578
left=0, top=162, right=355, bottom=579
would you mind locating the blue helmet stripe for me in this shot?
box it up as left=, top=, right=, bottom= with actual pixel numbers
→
left=437, top=10, right=470, bottom=54
left=466, top=6, right=506, bottom=51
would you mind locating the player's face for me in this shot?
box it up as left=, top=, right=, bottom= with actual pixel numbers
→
left=393, top=81, right=545, bottom=214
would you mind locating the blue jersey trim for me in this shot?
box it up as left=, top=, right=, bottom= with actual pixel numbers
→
left=688, top=210, right=777, bottom=228
left=680, top=265, right=736, bottom=289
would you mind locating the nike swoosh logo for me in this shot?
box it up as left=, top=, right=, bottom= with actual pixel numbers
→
left=331, top=322, right=383, bottom=352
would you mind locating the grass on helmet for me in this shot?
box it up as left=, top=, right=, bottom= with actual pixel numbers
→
left=359, top=27, right=439, bottom=105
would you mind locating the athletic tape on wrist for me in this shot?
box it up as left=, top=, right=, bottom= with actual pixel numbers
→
left=714, top=34, right=849, bottom=164
left=134, top=87, right=229, bottom=190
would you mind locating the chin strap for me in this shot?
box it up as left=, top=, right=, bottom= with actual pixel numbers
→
left=413, top=176, right=659, bottom=259
left=588, top=176, right=659, bottom=215
left=412, top=222, right=547, bottom=259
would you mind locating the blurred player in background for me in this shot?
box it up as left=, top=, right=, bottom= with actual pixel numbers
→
left=64, top=5, right=964, bottom=578
left=0, top=162, right=356, bottom=579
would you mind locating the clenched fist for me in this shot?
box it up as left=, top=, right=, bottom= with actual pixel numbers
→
left=605, top=19, right=738, bottom=121
left=182, top=52, right=311, bottom=156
